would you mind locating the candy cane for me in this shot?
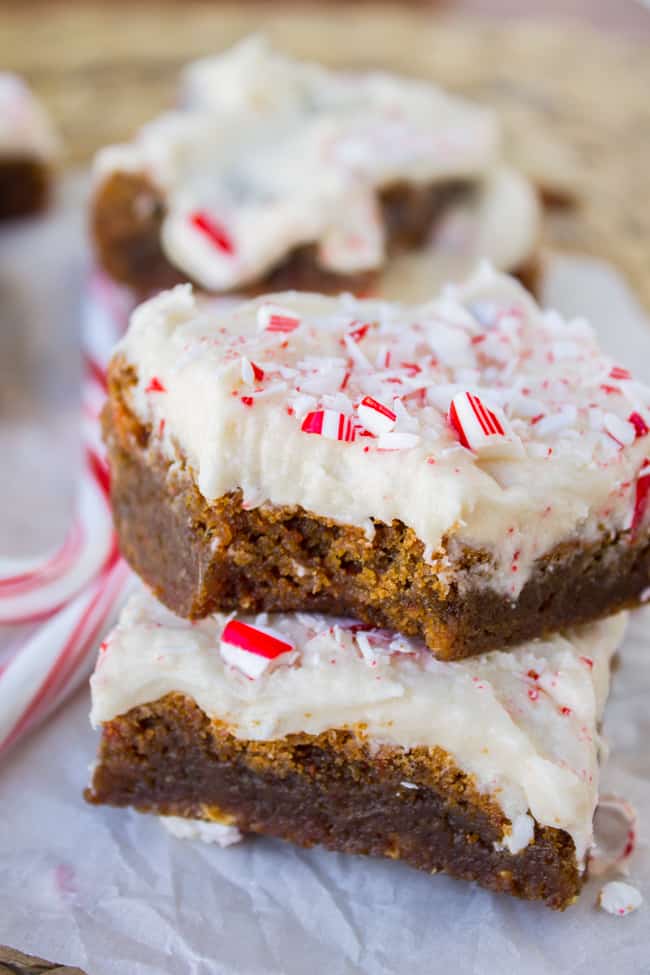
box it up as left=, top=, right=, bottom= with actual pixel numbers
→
left=0, top=557, right=132, bottom=756
left=0, top=448, right=115, bottom=624
left=0, top=272, right=131, bottom=759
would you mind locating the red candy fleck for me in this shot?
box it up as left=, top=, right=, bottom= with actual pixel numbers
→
left=528, top=688, right=539, bottom=702
left=241, top=396, right=254, bottom=407
left=347, top=322, right=371, bottom=343
left=580, top=656, right=594, bottom=669
left=400, top=361, right=422, bottom=376
left=190, top=210, right=235, bottom=254
left=145, top=377, right=166, bottom=393
left=527, top=669, right=539, bottom=680
left=561, top=706, right=572, bottom=716
left=609, top=366, right=631, bottom=380
left=629, top=412, right=650, bottom=439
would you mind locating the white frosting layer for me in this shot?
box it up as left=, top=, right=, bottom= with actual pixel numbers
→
left=91, top=591, right=628, bottom=862
left=0, top=74, right=60, bottom=160
left=94, top=36, right=538, bottom=290
left=116, top=266, right=650, bottom=594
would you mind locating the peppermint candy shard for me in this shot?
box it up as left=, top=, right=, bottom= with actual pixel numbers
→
left=448, top=391, right=524, bottom=459
left=220, top=620, right=297, bottom=679
left=257, top=305, right=301, bottom=333
left=189, top=210, right=235, bottom=255
left=357, top=396, right=397, bottom=436
left=301, top=410, right=356, bottom=442
left=629, top=411, right=650, bottom=439
left=241, top=358, right=264, bottom=385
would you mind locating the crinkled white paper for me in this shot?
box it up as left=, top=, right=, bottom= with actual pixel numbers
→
left=0, top=175, right=649, bottom=975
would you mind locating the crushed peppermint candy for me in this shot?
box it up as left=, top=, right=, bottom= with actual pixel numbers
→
left=357, top=395, right=397, bottom=436
left=301, top=409, right=355, bottom=442
left=448, top=391, right=523, bottom=459
left=629, top=411, right=650, bottom=440
left=241, top=358, right=264, bottom=384
left=220, top=619, right=298, bottom=679
left=190, top=210, right=235, bottom=255
left=257, top=305, right=301, bottom=333
left=598, top=881, right=643, bottom=917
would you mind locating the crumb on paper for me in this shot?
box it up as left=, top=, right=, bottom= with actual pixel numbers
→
left=598, top=881, right=643, bottom=916
left=160, top=815, right=243, bottom=847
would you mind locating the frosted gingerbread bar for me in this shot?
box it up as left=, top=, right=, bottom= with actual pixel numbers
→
left=102, top=266, right=650, bottom=659
left=86, top=591, right=628, bottom=910
left=91, top=37, right=541, bottom=299
left=0, top=74, right=59, bottom=219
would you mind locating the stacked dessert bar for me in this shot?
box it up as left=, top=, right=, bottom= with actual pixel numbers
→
left=86, top=263, right=650, bottom=909
left=89, top=37, right=542, bottom=304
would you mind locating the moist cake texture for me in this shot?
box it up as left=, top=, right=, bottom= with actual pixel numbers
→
left=0, top=74, right=59, bottom=218
left=87, top=591, right=627, bottom=909
left=91, top=36, right=540, bottom=296
left=102, top=266, right=650, bottom=657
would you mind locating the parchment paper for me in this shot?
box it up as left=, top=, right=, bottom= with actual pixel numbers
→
left=0, top=175, right=649, bottom=975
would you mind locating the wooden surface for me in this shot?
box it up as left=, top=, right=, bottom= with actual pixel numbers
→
left=0, top=946, right=86, bottom=975
left=2, top=1, right=650, bottom=311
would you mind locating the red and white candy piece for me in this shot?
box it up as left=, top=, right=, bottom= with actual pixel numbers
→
left=301, top=410, right=356, bottom=443
left=629, top=411, right=650, bottom=440
left=240, top=357, right=264, bottom=385
left=357, top=396, right=397, bottom=437
left=257, top=305, right=301, bottom=333
left=448, top=392, right=523, bottom=460
left=609, top=366, right=632, bottom=381
left=220, top=619, right=298, bottom=679
left=189, top=210, right=235, bottom=255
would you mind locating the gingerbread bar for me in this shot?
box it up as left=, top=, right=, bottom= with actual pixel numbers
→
left=0, top=74, right=59, bottom=219
left=86, top=591, right=628, bottom=909
left=102, top=266, right=650, bottom=659
left=91, top=37, right=541, bottom=299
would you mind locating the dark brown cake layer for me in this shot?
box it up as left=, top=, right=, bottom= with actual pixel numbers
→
left=92, top=171, right=536, bottom=298
left=0, top=156, right=50, bottom=220
left=86, top=693, right=581, bottom=909
left=102, top=361, right=650, bottom=659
